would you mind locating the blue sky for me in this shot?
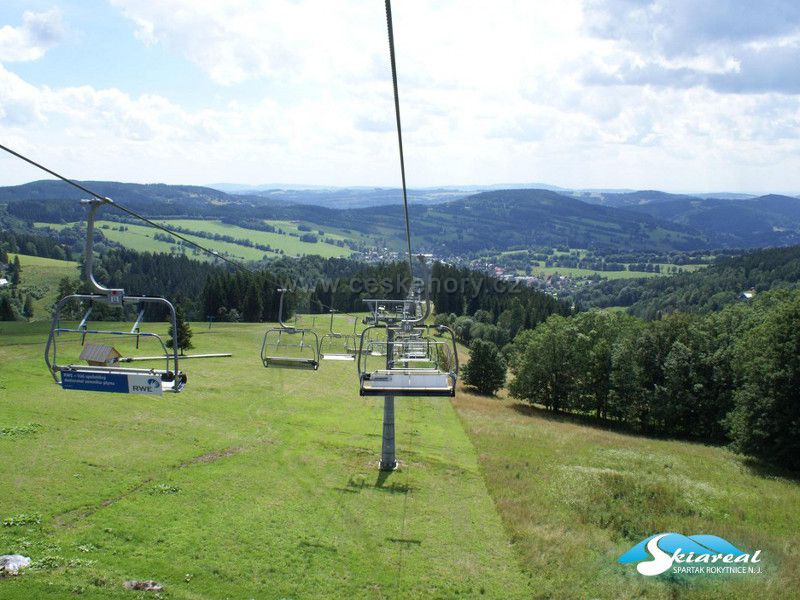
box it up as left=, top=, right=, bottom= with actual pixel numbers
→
left=1, top=0, right=800, bottom=193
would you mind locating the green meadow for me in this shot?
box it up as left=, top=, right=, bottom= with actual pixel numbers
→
left=526, top=263, right=706, bottom=280
left=531, top=266, right=663, bottom=280
left=0, top=318, right=529, bottom=599
left=6, top=254, right=80, bottom=319
left=453, top=390, right=800, bottom=600
left=34, top=219, right=354, bottom=261
left=160, top=219, right=357, bottom=259
left=496, top=248, right=709, bottom=281
left=0, top=316, right=796, bottom=597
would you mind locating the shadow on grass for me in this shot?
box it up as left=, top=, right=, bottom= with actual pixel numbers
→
left=509, top=403, right=800, bottom=482
left=461, top=385, right=499, bottom=398
left=740, top=456, right=800, bottom=483
left=374, top=470, right=411, bottom=494
left=299, top=540, right=338, bottom=553
left=510, top=402, right=633, bottom=435
left=508, top=402, right=731, bottom=447
left=337, top=474, right=412, bottom=495
left=386, top=537, right=422, bottom=545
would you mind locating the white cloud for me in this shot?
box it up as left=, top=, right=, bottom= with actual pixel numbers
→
left=584, top=0, right=800, bottom=94
left=109, top=0, right=381, bottom=86
left=0, top=63, right=47, bottom=124
left=0, top=10, right=64, bottom=62
left=1, top=1, right=800, bottom=192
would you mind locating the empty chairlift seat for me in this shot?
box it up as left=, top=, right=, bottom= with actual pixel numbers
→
left=261, top=288, right=320, bottom=370
left=44, top=198, right=193, bottom=395
left=46, top=294, right=188, bottom=395
left=320, top=309, right=357, bottom=362
left=261, top=327, right=320, bottom=370
left=357, top=324, right=458, bottom=397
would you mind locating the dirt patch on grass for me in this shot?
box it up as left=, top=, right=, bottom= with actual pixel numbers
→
left=52, top=478, right=154, bottom=527
left=180, top=446, right=243, bottom=466
left=53, top=446, right=245, bottom=527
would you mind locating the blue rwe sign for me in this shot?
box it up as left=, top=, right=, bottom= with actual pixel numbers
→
left=60, top=370, right=163, bottom=395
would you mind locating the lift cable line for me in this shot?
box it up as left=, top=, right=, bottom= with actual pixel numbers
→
left=356, top=1, right=460, bottom=472
left=0, top=142, right=256, bottom=275
left=385, top=0, right=414, bottom=283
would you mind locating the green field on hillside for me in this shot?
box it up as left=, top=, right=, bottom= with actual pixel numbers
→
left=453, top=391, right=799, bottom=599
left=160, top=219, right=357, bottom=258
left=1, top=319, right=796, bottom=598
left=526, top=263, right=707, bottom=280
left=262, top=219, right=364, bottom=245
left=494, top=248, right=709, bottom=281
left=0, top=318, right=529, bottom=599
left=7, top=253, right=79, bottom=319
left=531, top=266, right=663, bottom=280
left=34, top=220, right=354, bottom=261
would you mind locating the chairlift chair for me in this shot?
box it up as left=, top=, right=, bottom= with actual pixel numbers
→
left=45, top=199, right=187, bottom=395
left=261, top=288, right=320, bottom=370
left=357, top=297, right=458, bottom=397
left=394, top=332, right=431, bottom=362
left=359, top=322, right=388, bottom=357
left=319, top=309, right=357, bottom=361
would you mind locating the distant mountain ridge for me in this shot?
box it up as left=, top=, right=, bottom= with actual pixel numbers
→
left=3, top=180, right=800, bottom=254
left=623, top=193, right=800, bottom=247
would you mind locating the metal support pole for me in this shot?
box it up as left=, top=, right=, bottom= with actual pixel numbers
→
left=380, top=395, right=397, bottom=470
left=380, top=328, right=397, bottom=470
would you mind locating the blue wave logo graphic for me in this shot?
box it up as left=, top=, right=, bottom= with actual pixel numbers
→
left=619, top=533, right=760, bottom=576
left=147, top=378, right=161, bottom=390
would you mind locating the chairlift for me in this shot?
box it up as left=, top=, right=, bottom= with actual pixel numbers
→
left=45, top=199, right=189, bottom=394
left=394, top=332, right=432, bottom=362
left=357, top=297, right=458, bottom=397
left=261, top=288, right=320, bottom=370
left=354, top=317, right=386, bottom=357
left=365, top=328, right=387, bottom=357
left=319, top=309, right=357, bottom=361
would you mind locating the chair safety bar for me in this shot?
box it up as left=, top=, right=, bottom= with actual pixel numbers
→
left=45, top=293, right=185, bottom=394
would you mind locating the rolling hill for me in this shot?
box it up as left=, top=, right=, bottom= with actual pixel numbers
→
left=4, top=180, right=800, bottom=255
left=623, top=194, right=800, bottom=247
left=408, top=189, right=704, bottom=253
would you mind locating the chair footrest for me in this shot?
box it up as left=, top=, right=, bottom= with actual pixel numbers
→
left=360, top=370, right=455, bottom=397
left=263, top=357, right=319, bottom=370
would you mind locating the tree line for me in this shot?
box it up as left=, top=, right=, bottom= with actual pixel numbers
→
left=507, top=290, right=800, bottom=471
left=575, top=245, right=800, bottom=318
left=203, top=260, right=420, bottom=321
left=0, top=255, right=34, bottom=320
left=0, top=230, right=73, bottom=262
left=430, top=262, right=570, bottom=349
